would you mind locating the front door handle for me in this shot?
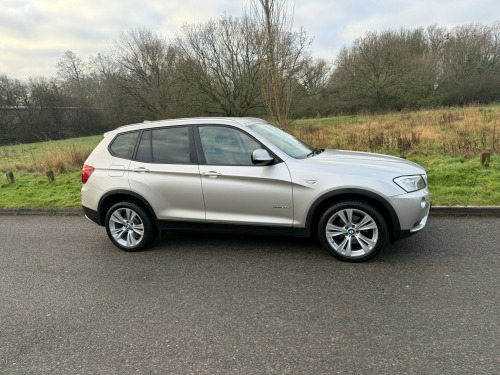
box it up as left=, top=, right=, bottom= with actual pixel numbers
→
left=131, top=167, right=150, bottom=173
left=202, top=171, right=222, bottom=178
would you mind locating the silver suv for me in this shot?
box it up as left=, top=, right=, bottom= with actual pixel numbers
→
left=82, top=117, right=430, bottom=262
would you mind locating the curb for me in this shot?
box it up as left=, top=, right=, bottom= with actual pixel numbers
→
left=0, top=206, right=499, bottom=217
left=0, top=208, right=84, bottom=216
left=429, top=206, right=500, bottom=216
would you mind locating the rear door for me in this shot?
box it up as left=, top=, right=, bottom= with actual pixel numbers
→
left=128, top=126, right=205, bottom=221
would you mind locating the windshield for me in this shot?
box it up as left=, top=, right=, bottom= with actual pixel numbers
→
left=249, top=123, right=315, bottom=159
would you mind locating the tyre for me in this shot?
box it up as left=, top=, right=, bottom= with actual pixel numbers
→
left=318, top=201, right=388, bottom=262
left=105, top=200, right=158, bottom=252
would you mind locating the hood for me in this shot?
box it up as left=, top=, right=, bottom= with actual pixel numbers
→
left=306, top=149, right=426, bottom=176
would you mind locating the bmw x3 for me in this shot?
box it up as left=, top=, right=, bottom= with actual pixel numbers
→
left=82, top=117, right=431, bottom=262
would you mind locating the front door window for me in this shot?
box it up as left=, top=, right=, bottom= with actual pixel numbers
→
left=198, top=126, right=260, bottom=165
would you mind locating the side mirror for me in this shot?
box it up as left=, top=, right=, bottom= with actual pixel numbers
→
left=252, top=149, right=274, bottom=166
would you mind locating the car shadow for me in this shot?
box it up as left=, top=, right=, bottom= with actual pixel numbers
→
left=147, top=230, right=329, bottom=258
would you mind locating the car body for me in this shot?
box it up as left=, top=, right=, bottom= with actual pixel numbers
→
left=82, top=117, right=431, bottom=261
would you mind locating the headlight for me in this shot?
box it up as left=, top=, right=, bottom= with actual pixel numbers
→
left=394, top=175, right=426, bottom=192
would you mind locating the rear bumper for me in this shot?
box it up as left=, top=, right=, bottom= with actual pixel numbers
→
left=82, top=206, right=102, bottom=226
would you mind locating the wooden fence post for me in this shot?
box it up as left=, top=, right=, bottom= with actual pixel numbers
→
left=46, top=170, right=55, bottom=182
left=6, top=172, right=14, bottom=184
left=481, top=152, right=490, bottom=167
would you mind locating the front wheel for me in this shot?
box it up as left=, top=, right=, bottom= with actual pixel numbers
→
left=105, top=200, right=158, bottom=252
left=318, top=201, right=388, bottom=262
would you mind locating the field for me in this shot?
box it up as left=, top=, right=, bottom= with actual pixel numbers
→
left=1, top=105, right=499, bottom=208
left=0, top=135, right=102, bottom=173
left=290, top=105, right=500, bottom=157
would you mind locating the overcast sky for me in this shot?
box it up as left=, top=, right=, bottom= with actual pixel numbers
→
left=1, top=0, right=499, bottom=80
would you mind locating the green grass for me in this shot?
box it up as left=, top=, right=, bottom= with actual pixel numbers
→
left=415, top=155, right=500, bottom=205
left=0, top=171, right=82, bottom=208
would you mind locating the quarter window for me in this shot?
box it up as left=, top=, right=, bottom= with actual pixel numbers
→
left=109, top=132, right=139, bottom=159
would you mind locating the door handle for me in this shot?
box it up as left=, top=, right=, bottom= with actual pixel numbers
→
left=202, top=171, right=222, bottom=178
left=131, top=167, right=150, bottom=173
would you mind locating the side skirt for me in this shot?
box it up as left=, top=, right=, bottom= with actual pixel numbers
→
left=156, top=220, right=296, bottom=237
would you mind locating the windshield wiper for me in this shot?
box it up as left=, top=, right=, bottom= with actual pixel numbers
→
left=307, top=148, right=325, bottom=157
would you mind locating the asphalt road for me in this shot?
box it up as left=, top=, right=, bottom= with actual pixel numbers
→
left=0, top=215, right=499, bottom=374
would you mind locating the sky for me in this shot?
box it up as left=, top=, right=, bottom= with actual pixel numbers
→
left=1, top=0, right=499, bottom=80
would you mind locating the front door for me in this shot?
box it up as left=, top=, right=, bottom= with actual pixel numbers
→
left=196, top=125, right=293, bottom=226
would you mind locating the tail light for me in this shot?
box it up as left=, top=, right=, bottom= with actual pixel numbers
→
left=82, top=165, right=95, bottom=184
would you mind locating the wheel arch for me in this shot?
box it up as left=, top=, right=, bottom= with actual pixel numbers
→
left=301, top=188, right=401, bottom=243
left=98, top=190, right=158, bottom=227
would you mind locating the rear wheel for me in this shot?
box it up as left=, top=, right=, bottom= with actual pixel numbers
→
left=105, top=200, right=158, bottom=252
left=318, top=201, right=388, bottom=262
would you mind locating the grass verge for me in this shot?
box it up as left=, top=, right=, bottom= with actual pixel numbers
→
left=0, top=171, right=83, bottom=208
left=413, top=155, right=500, bottom=205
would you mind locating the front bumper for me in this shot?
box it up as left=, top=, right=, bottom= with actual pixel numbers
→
left=410, top=202, right=431, bottom=233
left=389, top=188, right=431, bottom=241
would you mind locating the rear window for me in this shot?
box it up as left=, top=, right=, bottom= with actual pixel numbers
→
left=109, top=132, right=139, bottom=159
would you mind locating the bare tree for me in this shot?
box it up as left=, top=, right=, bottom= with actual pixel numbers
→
left=112, top=28, right=179, bottom=121
left=87, top=52, right=125, bottom=127
left=298, top=58, right=332, bottom=96
left=89, top=52, right=118, bottom=80
left=331, top=28, right=437, bottom=111
left=437, top=22, right=500, bottom=104
left=250, top=0, right=310, bottom=128
left=330, top=23, right=500, bottom=111
left=0, top=74, right=32, bottom=141
left=27, top=76, right=71, bottom=139
left=28, top=76, right=61, bottom=108
left=177, top=15, right=263, bottom=116
left=57, top=50, right=91, bottom=105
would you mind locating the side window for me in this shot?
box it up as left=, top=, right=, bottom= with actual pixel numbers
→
left=199, top=126, right=261, bottom=165
left=152, top=127, right=190, bottom=164
left=136, top=130, right=152, bottom=163
left=109, top=132, right=139, bottom=159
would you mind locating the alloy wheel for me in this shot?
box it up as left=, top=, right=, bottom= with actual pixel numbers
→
left=325, top=208, right=379, bottom=258
left=108, top=207, right=145, bottom=248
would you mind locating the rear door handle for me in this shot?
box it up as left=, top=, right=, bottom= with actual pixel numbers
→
left=202, top=171, right=222, bottom=178
left=131, top=167, right=149, bottom=173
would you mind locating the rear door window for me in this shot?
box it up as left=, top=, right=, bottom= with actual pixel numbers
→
left=151, top=127, right=191, bottom=164
left=135, top=130, right=153, bottom=163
